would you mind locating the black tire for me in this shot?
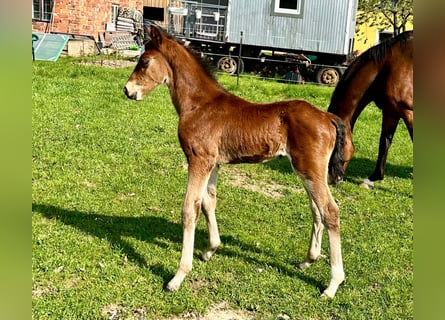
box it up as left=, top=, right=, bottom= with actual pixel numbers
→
left=217, top=56, right=244, bottom=74
left=218, top=56, right=236, bottom=73
left=316, top=67, right=341, bottom=86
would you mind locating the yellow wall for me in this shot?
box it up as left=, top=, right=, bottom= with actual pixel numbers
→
left=354, top=12, right=413, bottom=53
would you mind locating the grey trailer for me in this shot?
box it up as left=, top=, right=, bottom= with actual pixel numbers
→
left=163, top=0, right=358, bottom=85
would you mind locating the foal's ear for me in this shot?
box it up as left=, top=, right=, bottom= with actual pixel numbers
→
left=148, top=26, right=163, bottom=48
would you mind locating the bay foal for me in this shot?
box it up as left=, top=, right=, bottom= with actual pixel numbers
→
left=124, top=26, right=346, bottom=298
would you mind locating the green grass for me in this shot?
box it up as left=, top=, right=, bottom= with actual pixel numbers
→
left=32, top=57, right=413, bottom=319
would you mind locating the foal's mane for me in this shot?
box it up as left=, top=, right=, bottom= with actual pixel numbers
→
left=153, top=29, right=218, bottom=82
left=184, top=43, right=219, bottom=82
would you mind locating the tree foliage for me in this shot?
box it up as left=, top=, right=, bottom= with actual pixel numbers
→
left=357, top=0, right=413, bottom=37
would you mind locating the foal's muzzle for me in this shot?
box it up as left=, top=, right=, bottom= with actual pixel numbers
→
left=123, top=86, right=137, bottom=100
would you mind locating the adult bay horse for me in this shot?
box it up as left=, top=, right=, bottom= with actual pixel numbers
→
left=328, top=31, right=413, bottom=187
left=124, top=26, right=346, bottom=298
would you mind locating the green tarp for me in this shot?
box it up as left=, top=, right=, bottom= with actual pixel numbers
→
left=32, top=33, right=70, bottom=62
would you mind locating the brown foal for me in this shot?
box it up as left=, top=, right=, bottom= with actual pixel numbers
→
left=124, top=26, right=346, bottom=298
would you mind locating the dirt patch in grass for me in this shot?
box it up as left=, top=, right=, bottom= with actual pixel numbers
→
left=32, top=287, right=51, bottom=298
left=101, top=303, right=126, bottom=319
left=180, top=164, right=302, bottom=199
left=221, top=167, right=303, bottom=199
left=171, top=302, right=255, bottom=320
left=190, top=278, right=210, bottom=295
left=76, top=59, right=136, bottom=69
left=99, top=302, right=254, bottom=320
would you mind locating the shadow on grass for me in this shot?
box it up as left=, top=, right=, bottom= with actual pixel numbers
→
left=33, top=203, right=325, bottom=293
left=263, top=156, right=413, bottom=181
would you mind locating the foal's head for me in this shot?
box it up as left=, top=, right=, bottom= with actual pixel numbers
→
left=124, top=28, right=172, bottom=101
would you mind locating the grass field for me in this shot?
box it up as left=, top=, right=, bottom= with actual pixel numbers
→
left=32, top=56, right=413, bottom=319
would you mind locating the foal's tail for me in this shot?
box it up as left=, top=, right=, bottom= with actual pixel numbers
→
left=328, top=116, right=346, bottom=185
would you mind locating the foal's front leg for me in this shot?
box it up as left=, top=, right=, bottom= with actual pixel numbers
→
left=201, top=166, right=221, bottom=261
left=165, top=163, right=213, bottom=292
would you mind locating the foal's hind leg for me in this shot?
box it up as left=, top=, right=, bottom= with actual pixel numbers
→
left=299, top=198, right=325, bottom=270
left=166, top=161, right=215, bottom=292
left=299, top=178, right=344, bottom=298
left=201, top=165, right=221, bottom=261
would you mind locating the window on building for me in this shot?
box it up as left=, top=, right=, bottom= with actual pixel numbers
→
left=378, top=30, right=393, bottom=43
left=271, top=0, right=303, bottom=17
left=143, top=6, right=165, bottom=22
left=32, top=0, right=53, bottom=21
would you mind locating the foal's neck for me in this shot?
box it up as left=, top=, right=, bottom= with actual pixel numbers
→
left=164, top=41, right=226, bottom=115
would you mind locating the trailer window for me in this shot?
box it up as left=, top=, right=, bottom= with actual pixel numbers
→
left=272, top=0, right=303, bottom=17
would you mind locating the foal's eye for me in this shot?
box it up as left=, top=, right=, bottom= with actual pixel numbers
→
left=141, top=59, right=150, bottom=68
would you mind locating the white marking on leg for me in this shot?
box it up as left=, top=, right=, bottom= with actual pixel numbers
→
left=202, top=166, right=221, bottom=261
left=321, top=225, right=344, bottom=298
left=298, top=180, right=325, bottom=270
left=166, top=166, right=212, bottom=291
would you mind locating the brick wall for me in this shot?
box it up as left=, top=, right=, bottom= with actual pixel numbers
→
left=32, top=0, right=143, bottom=40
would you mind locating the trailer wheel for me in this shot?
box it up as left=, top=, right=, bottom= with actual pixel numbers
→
left=218, top=56, right=244, bottom=74
left=316, top=67, right=340, bottom=86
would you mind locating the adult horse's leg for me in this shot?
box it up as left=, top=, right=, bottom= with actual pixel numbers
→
left=402, top=109, right=414, bottom=141
left=364, top=110, right=400, bottom=187
left=201, top=165, right=221, bottom=261
left=166, top=160, right=215, bottom=292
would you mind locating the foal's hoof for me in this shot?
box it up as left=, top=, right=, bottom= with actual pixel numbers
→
left=320, top=291, right=335, bottom=299
left=202, top=248, right=219, bottom=262
left=298, top=261, right=312, bottom=270
left=298, top=255, right=326, bottom=270
left=202, top=251, right=213, bottom=262
left=165, top=281, right=180, bottom=292
left=321, top=284, right=340, bottom=299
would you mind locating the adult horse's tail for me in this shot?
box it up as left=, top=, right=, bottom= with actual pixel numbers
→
left=328, top=117, right=346, bottom=185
